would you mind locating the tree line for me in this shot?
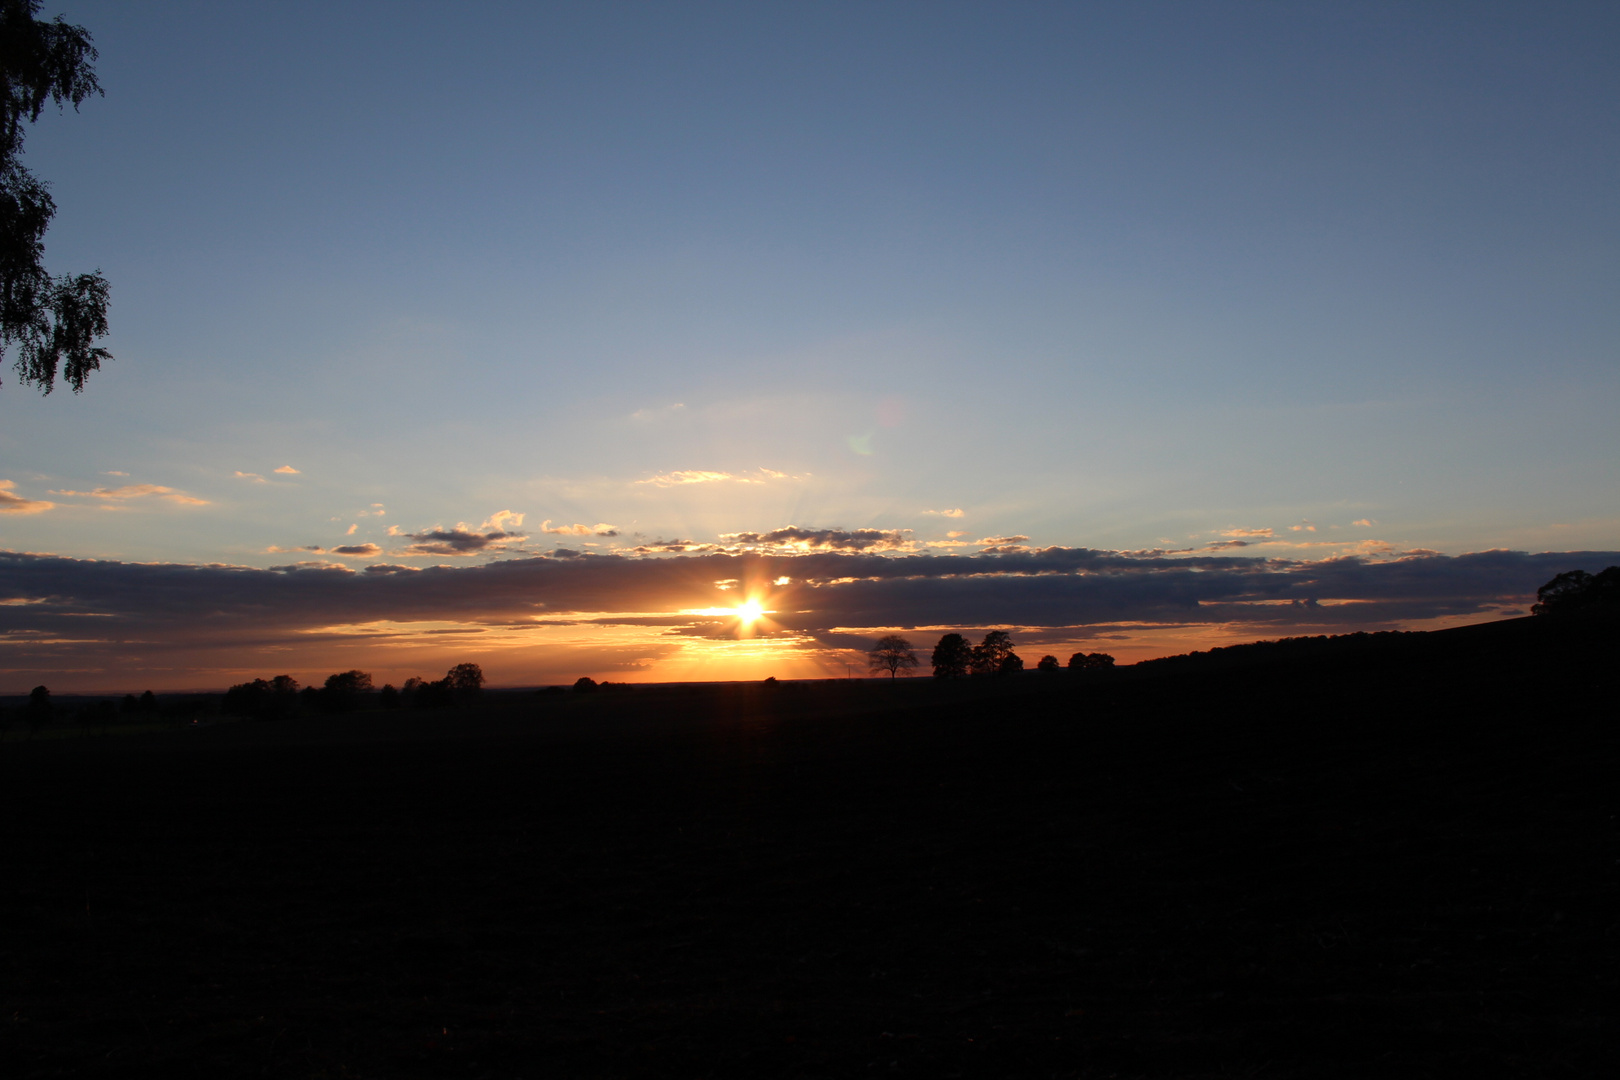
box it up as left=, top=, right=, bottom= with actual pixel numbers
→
left=222, top=663, right=485, bottom=717
left=868, top=632, right=1114, bottom=679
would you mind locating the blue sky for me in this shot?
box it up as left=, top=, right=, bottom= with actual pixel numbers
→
left=2, top=2, right=1617, bottom=688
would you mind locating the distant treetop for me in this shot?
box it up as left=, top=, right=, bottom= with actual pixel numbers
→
left=1532, top=567, right=1620, bottom=617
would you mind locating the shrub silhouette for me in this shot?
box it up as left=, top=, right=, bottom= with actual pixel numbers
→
left=573, top=677, right=598, bottom=693
left=1036, top=654, right=1059, bottom=671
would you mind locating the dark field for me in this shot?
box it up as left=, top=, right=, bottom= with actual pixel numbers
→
left=3, top=619, right=1616, bottom=1078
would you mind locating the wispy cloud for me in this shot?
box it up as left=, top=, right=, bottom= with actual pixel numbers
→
left=540, top=520, right=619, bottom=537
left=234, top=471, right=266, bottom=483
left=274, top=465, right=300, bottom=475
left=923, top=508, right=965, bottom=518
left=636, top=468, right=803, bottom=487
left=0, top=480, right=54, bottom=515
left=1221, top=527, right=1274, bottom=538
left=1352, top=518, right=1377, bottom=527
left=49, top=484, right=208, bottom=506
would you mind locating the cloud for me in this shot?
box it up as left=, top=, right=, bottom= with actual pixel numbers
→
left=923, top=508, right=965, bottom=518
left=345, top=524, right=358, bottom=536
left=102, top=471, right=128, bottom=477
left=48, top=484, right=208, bottom=506
left=396, top=524, right=527, bottom=557
left=636, top=468, right=803, bottom=487
left=234, top=471, right=266, bottom=482
left=1289, top=522, right=1317, bottom=533
left=540, top=520, right=619, bottom=537
left=718, top=526, right=912, bottom=552
left=979, top=535, right=1030, bottom=546
left=0, top=480, right=54, bottom=515
left=270, top=543, right=384, bottom=559
left=274, top=466, right=300, bottom=475
left=6, top=547, right=1614, bottom=681
left=331, top=544, right=383, bottom=558
left=481, top=510, right=525, bottom=532
left=1221, top=527, right=1274, bottom=538
left=1352, top=518, right=1377, bottom=527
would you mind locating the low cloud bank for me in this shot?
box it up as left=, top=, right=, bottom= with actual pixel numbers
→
left=4, top=546, right=1610, bottom=663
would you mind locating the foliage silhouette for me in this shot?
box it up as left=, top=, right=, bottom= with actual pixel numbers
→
left=573, top=676, right=598, bottom=693
left=1068, top=651, right=1116, bottom=671
left=447, top=662, right=485, bottom=698
left=868, top=634, right=919, bottom=679
left=970, top=630, right=1015, bottom=677
left=24, top=682, right=48, bottom=736
left=1532, top=566, right=1620, bottom=617
left=0, top=0, right=112, bottom=394
left=930, top=632, right=971, bottom=679
left=319, top=670, right=373, bottom=712
left=1036, top=654, right=1059, bottom=671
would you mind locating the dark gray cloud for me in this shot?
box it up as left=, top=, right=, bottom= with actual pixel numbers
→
left=396, top=527, right=526, bottom=556
left=3, top=546, right=1613, bottom=662
left=719, top=526, right=911, bottom=552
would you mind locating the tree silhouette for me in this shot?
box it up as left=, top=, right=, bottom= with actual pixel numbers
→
left=1532, top=566, right=1620, bottom=616
left=970, top=630, right=1014, bottom=677
left=447, top=662, right=484, bottom=697
left=1036, top=654, right=1059, bottom=672
left=0, top=0, right=112, bottom=394
left=24, top=682, right=48, bottom=737
left=930, top=633, right=971, bottom=679
left=320, top=670, right=373, bottom=712
left=868, top=635, right=918, bottom=679
left=1068, top=651, right=1116, bottom=671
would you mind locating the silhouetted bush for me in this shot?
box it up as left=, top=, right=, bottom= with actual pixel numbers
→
left=1036, top=655, right=1059, bottom=672
left=573, top=677, right=598, bottom=693
left=1068, top=652, right=1116, bottom=671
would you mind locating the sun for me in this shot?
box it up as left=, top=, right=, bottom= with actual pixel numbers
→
left=736, top=599, right=765, bottom=626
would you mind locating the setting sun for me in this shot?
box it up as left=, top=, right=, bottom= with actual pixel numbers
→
left=736, top=599, right=765, bottom=625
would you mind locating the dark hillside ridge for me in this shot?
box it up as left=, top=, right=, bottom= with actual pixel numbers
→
left=1, top=614, right=1614, bottom=1078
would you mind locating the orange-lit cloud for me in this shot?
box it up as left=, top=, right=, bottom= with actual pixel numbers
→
left=1352, top=518, right=1377, bottom=527
left=49, top=483, right=208, bottom=506
left=923, top=508, right=965, bottom=518
left=1221, top=527, right=1274, bottom=538
left=234, top=471, right=266, bottom=482
left=274, top=465, right=300, bottom=475
left=0, top=480, right=54, bottom=515
left=540, top=520, right=619, bottom=537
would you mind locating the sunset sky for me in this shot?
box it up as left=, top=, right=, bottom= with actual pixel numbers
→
left=3, top=1, right=1618, bottom=691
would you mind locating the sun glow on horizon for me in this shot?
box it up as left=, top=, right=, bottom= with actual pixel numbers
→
left=736, top=599, right=765, bottom=626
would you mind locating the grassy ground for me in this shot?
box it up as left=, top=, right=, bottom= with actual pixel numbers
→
left=2, top=622, right=1615, bottom=1077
